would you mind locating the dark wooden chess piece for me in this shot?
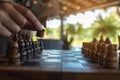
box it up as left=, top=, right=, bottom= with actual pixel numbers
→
left=34, top=41, right=38, bottom=56
left=32, top=40, right=37, bottom=57
left=28, top=36, right=33, bottom=58
left=40, top=40, right=43, bottom=53
left=18, top=35, right=27, bottom=61
left=24, top=35, right=31, bottom=60
left=36, top=41, right=41, bottom=54
left=104, top=44, right=119, bottom=69
left=7, top=34, right=20, bottom=63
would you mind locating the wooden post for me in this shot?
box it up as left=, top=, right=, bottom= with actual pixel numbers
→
left=60, top=14, right=64, bottom=40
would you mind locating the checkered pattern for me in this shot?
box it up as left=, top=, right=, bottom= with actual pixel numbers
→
left=20, top=50, right=104, bottom=72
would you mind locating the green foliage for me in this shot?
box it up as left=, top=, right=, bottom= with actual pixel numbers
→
left=45, top=9, right=120, bottom=46
left=91, top=12, right=120, bottom=43
left=63, top=23, right=76, bottom=35
left=46, top=28, right=53, bottom=34
left=45, top=27, right=60, bottom=39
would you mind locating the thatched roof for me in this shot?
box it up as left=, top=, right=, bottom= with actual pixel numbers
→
left=16, top=0, right=120, bottom=18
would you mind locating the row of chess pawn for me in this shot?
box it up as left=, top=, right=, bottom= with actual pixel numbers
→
left=82, top=35, right=120, bottom=69
left=5, top=34, right=43, bottom=63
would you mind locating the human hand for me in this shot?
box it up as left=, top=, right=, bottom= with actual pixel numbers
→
left=0, top=1, right=43, bottom=37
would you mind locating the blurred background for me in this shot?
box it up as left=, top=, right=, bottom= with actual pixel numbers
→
left=16, top=0, right=120, bottom=50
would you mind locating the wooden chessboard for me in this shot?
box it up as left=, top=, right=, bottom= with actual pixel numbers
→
left=0, top=49, right=119, bottom=72
left=22, top=49, right=118, bottom=70
left=0, top=50, right=120, bottom=80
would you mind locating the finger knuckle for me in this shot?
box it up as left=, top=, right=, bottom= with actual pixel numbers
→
left=33, top=19, right=38, bottom=24
left=23, top=18, right=27, bottom=24
left=24, top=8, right=31, bottom=15
left=21, top=18, right=27, bottom=27
left=0, top=10, right=5, bottom=17
left=1, top=3, right=13, bottom=9
left=0, top=3, right=13, bottom=13
left=14, top=26, right=21, bottom=33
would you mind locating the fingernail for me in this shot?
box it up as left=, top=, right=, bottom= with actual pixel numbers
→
left=38, top=25, right=45, bottom=31
left=41, top=25, right=45, bottom=30
left=6, top=32, right=12, bottom=37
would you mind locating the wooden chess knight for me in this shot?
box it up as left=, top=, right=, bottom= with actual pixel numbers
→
left=103, top=44, right=119, bottom=69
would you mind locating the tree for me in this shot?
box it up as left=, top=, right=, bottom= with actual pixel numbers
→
left=91, top=13, right=120, bottom=43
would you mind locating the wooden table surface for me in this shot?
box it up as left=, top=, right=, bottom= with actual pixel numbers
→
left=0, top=50, right=120, bottom=80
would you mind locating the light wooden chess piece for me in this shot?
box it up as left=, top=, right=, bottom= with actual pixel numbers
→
left=105, top=37, right=112, bottom=48
left=7, top=34, right=20, bottom=63
left=90, top=38, right=98, bottom=62
left=118, top=35, right=120, bottom=66
left=98, top=43, right=107, bottom=66
left=95, top=35, right=104, bottom=63
left=104, top=44, right=119, bottom=69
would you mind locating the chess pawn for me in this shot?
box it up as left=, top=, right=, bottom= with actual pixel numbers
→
left=82, top=42, right=84, bottom=54
left=91, top=38, right=98, bottom=61
left=89, top=42, right=94, bottom=59
left=37, top=40, right=42, bottom=54
left=87, top=42, right=92, bottom=58
left=18, top=35, right=27, bottom=61
left=24, top=35, right=31, bottom=59
left=91, top=42, right=98, bottom=62
left=82, top=42, right=87, bottom=55
left=98, top=43, right=107, bottom=66
left=83, top=42, right=86, bottom=55
left=28, top=36, right=33, bottom=57
left=8, top=34, right=20, bottom=63
left=32, top=41, right=37, bottom=57
left=104, top=44, right=119, bottom=69
left=35, top=41, right=38, bottom=55
left=39, top=40, right=43, bottom=53
left=83, top=42, right=87, bottom=55
left=92, top=38, right=98, bottom=43
left=86, top=42, right=90, bottom=57
left=82, top=42, right=86, bottom=54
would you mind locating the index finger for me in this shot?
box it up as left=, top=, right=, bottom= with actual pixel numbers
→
left=12, top=2, right=42, bottom=31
